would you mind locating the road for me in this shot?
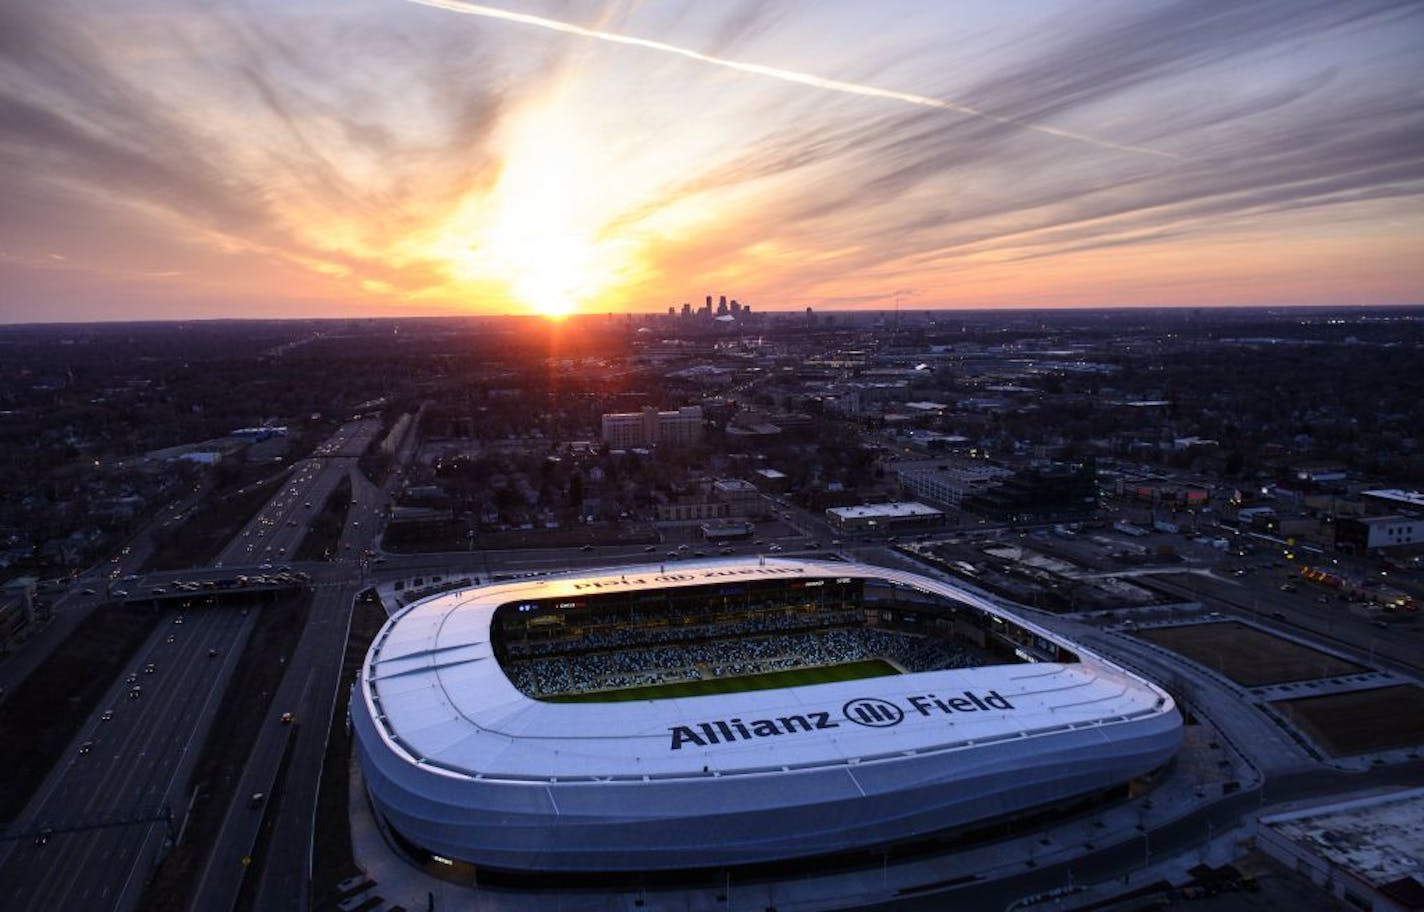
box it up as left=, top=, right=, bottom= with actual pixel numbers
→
left=191, top=423, right=394, bottom=912
left=0, top=481, right=217, bottom=701
left=215, top=417, right=381, bottom=569
left=0, top=417, right=389, bottom=912
left=0, top=606, right=256, bottom=912
left=1144, top=571, right=1423, bottom=675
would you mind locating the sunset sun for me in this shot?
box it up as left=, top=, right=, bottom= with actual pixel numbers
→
left=472, top=99, right=629, bottom=319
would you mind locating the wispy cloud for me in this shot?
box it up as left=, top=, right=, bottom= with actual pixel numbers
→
left=404, top=0, right=1180, bottom=160
left=0, top=0, right=1420, bottom=321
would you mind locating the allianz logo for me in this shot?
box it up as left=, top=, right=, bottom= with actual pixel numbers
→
left=668, top=690, right=1016, bottom=750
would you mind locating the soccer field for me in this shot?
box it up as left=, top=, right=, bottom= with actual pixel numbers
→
left=547, top=658, right=900, bottom=703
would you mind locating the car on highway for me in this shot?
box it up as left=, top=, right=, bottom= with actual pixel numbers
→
left=128, top=686, right=141, bottom=700
left=208, top=648, right=219, bottom=658
left=101, top=710, right=113, bottom=722
left=143, top=663, right=156, bottom=675
left=79, top=741, right=93, bottom=754
left=280, top=712, right=295, bottom=724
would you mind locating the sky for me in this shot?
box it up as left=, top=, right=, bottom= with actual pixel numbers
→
left=0, top=0, right=1421, bottom=323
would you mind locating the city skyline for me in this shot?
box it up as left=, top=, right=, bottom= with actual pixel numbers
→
left=1, top=0, right=1421, bottom=323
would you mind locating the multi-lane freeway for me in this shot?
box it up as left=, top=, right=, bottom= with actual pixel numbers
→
left=0, top=606, right=256, bottom=911
left=0, top=417, right=390, bottom=912
left=216, top=417, right=382, bottom=568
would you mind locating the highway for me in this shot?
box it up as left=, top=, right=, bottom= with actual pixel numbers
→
left=0, top=417, right=389, bottom=912
left=192, top=426, right=395, bottom=912
left=0, top=606, right=256, bottom=912
left=0, top=481, right=218, bottom=701
left=215, top=417, right=381, bottom=568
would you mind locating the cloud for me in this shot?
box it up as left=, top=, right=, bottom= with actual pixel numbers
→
left=1, top=0, right=1420, bottom=320
left=0, top=0, right=523, bottom=316
left=405, top=0, right=1179, bottom=160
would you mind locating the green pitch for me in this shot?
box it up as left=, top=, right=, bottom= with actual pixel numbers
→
left=545, top=658, right=900, bottom=703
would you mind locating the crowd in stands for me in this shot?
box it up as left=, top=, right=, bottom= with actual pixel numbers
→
left=502, top=623, right=986, bottom=698
left=503, top=608, right=863, bottom=659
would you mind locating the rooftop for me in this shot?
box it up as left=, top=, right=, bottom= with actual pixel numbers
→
left=1264, top=787, right=1424, bottom=887
left=359, top=560, right=1171, bottom=782
left=826, top=502, right=943, bottom=520
left=1364, top=489, right=1424, bottom=509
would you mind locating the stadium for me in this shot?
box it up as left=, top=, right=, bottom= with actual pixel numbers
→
left=352, top=559, right=1182, bottom=874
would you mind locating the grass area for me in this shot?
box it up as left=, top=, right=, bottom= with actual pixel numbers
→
left=144, top=475, right=284, bottom=571
left=0, top=603, right=161, bottom=821
left=310, top=592, right=389, bottom=912
left=293, top=475, right=351, bottom=562
left=140, top=592, right=311, bottom=912
left=1136, top=622, right=1363, bottom=687
left=1271, top=685, right=1424, bottom=758
left=545, top=658, right=899, bottom=703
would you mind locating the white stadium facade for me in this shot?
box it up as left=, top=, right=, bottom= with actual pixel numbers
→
left=352, top=559, right=1182, bottom=874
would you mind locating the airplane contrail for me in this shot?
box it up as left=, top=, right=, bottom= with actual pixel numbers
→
left=404, top=0, right=1179, bottom=161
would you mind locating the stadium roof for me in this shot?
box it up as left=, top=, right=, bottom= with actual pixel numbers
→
left=360, top=559, right=1171, bottom=783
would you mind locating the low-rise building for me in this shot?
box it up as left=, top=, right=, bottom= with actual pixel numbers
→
left=751, top=468, right=789, bottom=493
left=892, top=460, right=1011, bottom=510
left=1256, top=787, right=1424, bottom=912
left=1362, top=490, right=1424, bottom=518
left=712, top=479, right=767, bottom=518
left=1336, top=515, right=1424, bottom=552
left=656, top=499, right=728, bottom=522
left=966, top=462, right=1098, bottom=524
left=824, top=501, right=945, bottom=533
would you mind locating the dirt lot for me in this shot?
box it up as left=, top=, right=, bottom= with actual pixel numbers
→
left=1271, top=685, right=1424, bottom=757
left=1136, top=622, right=1363, bottom=686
